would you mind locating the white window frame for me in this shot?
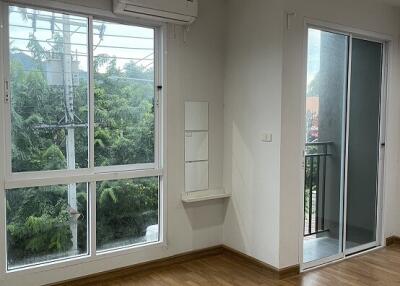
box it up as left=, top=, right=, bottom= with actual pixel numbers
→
left=0, top=0, right=167, bottom=277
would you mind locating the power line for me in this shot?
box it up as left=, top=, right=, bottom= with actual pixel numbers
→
left=10, top=24, right=154, bottom=40
left=34, top=123, right=87, bottom=129
left=108, top=76, right=154, bottom=83
left=92, top=44, right=153, bottom=51
left=10, top=10, right=154, bottom=40
left=134, top=52, right=154, bottom=65
left=10, top=36, right=89, bottom=47
left=11, top=36, right=153, bottom=51
left=10, top=10, right=88, bottom=23
left=11, top=49, right=154, bottom=62
left=16, top=69, right=154, bottom=83
left=94, top=54, right=153, bottom=62
left=11, top=48, right=88, bottom=57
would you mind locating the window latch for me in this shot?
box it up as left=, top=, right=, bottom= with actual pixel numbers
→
left=156, top=86, right=162, bottom=107
left=4, top=80, right=9, bottom=103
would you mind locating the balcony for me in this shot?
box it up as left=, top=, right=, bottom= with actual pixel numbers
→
left=303, top=141, right=340, bottom=263
left=304, top=141, right=331, bottom=237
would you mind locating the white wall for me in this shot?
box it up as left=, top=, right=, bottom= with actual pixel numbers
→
left=1, top=0, right=227, bottom=285
left=2, top=0, right=400, bottom=284
left=222, top=0, right=284, bottom=268
left=222, top=0, right=400, bottom=269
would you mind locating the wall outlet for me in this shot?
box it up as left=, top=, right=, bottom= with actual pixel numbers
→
left=260, top=132, right=273, bottom=143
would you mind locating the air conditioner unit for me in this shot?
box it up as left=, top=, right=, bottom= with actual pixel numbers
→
left=113, top=0, right=198, bottom=24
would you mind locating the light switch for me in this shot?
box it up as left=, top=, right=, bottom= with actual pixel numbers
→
left=260, top=132, right=273, bottom=143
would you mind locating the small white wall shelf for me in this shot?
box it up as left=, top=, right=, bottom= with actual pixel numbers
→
left=181, top=189, right=231, bottom=203
left=183, top=101, right=230, bottom=203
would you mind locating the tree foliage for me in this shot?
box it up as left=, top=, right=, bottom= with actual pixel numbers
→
left=6, top=31, right=158, bottom=268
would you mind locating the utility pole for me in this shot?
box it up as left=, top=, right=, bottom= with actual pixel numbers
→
left=63, top=14, right=78, bottom=252
left=27, top=12, right=103, bottom=252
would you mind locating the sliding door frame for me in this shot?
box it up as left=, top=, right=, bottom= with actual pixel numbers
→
left=299, top=18, right=391, bottom=271
left=299, top=25, right=349, bottom=270
left=344, top=35, right=388, bottom=257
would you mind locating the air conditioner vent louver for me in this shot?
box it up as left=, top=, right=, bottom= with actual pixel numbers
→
left=113, top=0, right=198, bottom=24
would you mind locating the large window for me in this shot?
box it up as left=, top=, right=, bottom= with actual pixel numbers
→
left=2, top=5, right=163, bottom=271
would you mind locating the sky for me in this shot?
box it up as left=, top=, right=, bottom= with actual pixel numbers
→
left=9, top=6, right=155, bottom=74
left=307, top=28, right=321, bottom=89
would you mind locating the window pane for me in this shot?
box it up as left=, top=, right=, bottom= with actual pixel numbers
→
left=6, top=183, right=88, bottom=269
left=93, top=20, right=155, bottom=167
left=9, top=6, right=89, bottom=172
left=96, top=177, right=159, bottom=251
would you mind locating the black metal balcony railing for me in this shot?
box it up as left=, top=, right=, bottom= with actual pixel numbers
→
left=304, top=142, right=331, bottom=237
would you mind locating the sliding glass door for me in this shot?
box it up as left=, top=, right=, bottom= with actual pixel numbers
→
left=302, top=27, right=385, bottom=268
left=303, top=28, right=348, bottom=264
left=345, top=39, right=383, bottom=253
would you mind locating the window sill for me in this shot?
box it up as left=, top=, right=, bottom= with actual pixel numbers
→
left=5, top=240, right=166, bottom=276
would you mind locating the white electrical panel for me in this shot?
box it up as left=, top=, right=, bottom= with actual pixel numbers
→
left=185, top=101, right=208, bottom=131
left=185, top=131, right=208, bottom=162
left=185, top=161, right=209, bottom=192
left=184, top=102, right=209, bottom=192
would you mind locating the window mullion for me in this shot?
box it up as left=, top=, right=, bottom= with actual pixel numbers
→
left=5, top=167, right=163, bottom=190
left=88, top=16, right=97, bottom=258
left=154, top=28, right=160, bottom=170
left=0, top=3, right=9, bottom=276
left=88, top=16, right=95, bottom=170
left=3, top=3, right=11, bottom=182
left=89, top=181, right=96, bottom=257
left=0, top=187, right=6, bottom=276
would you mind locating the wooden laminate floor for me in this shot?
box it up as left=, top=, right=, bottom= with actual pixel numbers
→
left=73, top=245, right=400, bottom=286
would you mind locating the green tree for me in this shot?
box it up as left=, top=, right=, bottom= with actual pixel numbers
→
left=7, top=29, right=158, bottom=267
